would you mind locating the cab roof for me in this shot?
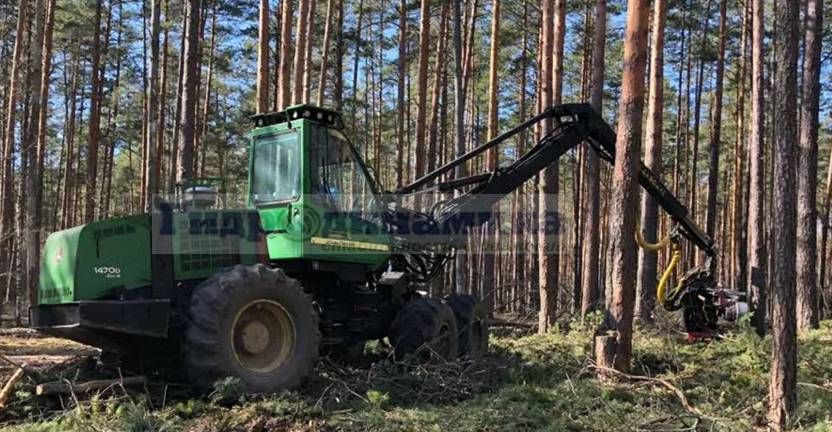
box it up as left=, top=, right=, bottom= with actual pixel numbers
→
left=250, top=104, right=345, bottom=130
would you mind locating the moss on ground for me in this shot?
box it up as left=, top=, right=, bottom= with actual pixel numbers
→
left=2, top=319, right=830, bottom=431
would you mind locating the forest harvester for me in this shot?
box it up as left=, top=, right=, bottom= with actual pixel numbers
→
left=29, top=103, right=746, bottom=392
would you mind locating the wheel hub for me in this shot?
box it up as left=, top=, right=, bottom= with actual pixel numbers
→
left=232, top=300, right=296, bottom=374
left=240, top=321, right=270, bottom=354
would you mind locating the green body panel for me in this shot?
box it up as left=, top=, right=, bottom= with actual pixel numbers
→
left=39, top=216, right=152, bottom=304
left=38, top=211, right=262, bottom=304
left=170, top=210, right=261, bottom=280
left=247, top=110, right=390, bottom=271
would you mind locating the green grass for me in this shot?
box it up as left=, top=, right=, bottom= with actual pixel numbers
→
left=3, top=319, right=831, bottom=431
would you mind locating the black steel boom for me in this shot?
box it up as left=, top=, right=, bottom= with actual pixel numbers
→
left=396, top=103, right=715, bottom=258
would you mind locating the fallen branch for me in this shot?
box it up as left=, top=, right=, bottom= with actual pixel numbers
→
left=0, top=364, right=26, bottom=409
left=36, top=376, right=146, bottom=396
left=589, top=363, right=723, bottom=422
left=487, top=318, right=534, bottom=329
left=798, top=382, right=832, bottom=393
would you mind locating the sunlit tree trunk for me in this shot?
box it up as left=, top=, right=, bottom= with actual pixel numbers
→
left=747, top=0, right=767, bottom=336
left=635, top=0, right=665, bottom=324
left=537, top=0, right=564, bottom=333
left=256, top=0, right=270, bottom=113
left=596, top=0, right=648, bottom=374
left=277, top=0, right=293, bottom=109
left=177, top=0, right=201, bottom=183
left=414, top=0, right=431, bottom=181
left=768, top=0, right=799, bottom=427
left=317, top=0, right=335, bottom=106
left=796, top=0, right=822, bottom=330
left=581, top=0, right=605, bottom=317
left=705, top=0, right=726, bottom=241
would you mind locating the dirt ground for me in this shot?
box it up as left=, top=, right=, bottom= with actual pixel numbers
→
left=0, top=328, right=98, bottom=374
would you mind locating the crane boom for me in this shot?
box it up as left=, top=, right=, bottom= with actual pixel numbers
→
left=397, top=103, right=714, bottom=257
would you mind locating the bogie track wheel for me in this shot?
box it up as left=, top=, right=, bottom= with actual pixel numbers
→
left=447, top=294, right=489, bottom=357
left=184, top=264, right=320, bottom=392
left=388, top=298, right=458, bottom=361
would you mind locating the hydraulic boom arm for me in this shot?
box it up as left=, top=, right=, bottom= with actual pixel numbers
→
left=397, top=103, right=714, bottom=257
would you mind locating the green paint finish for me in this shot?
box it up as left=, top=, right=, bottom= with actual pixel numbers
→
left=39, top=215, right=152, bottom=304
left=37, top=105, right=392, bottom=308
left=170, top=210, right=261, bottom=280
left=247, top=106, right=390, bottom=271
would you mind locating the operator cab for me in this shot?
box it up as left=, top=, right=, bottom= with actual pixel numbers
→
left=247, top=105, right=389, bottom=269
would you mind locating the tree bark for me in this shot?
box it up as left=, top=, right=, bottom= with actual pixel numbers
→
left=83, top=0, right=105, bottom=222
left=705, top=0, right=726, bottom=240
left=317, top=0, right=335, bottom=106
left=635, top=0, right=665, bottom=324
left=277, top=0, right=294, bottom=109
left=747, top=0, right=767, bottom=336
left=581, top=0, right=605, bottom=317
left=414, top=0, right=431, bottom=181
left=767, top=0, right=799, bottom=427
left=537, top=0, right=564, bottom=334
left=796, top=0, right=822, bottom=330
left=598, top=0, right=648, bottom=373
left=256, top=0, right=270, bottom=113
left=301, top=0, right=316, bottom=102
left=145, top=0, right=162, bottom=210
left=292, top=0, right=310, bottom=104
left=731, top=0, right=749, bottom=300
left=177, top=0, right=201, bottom=184
left=536, top=0, right=554, bottom=333
left=453, top=0, right=467, bottom=295
left=428, top=0, right=450, bottom=175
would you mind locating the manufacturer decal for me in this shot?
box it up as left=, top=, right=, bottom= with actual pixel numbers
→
left=94, top=266, right=122, bottom=279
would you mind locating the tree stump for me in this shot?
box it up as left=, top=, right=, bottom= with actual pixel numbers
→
left=594, top=331, right=619, bottom=382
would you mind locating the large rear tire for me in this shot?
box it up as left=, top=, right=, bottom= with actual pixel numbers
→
left=184, top=264, right=320, bottom=393
left=388, top=298, right=458, bottom=361
left=447, top=294, right=489, bottom=358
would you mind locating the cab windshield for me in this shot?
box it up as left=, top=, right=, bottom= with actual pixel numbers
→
left=251, top=130, right=300, bottom=204
left=310, top=127, right=377, bottom=216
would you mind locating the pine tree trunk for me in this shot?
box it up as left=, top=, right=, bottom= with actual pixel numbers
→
left=580, top=0, right=605, bottom=317
left=597, top=0, right=648, bottom=373
left=705, top=0, right=726, bottom=240
left=747, top=0, right=767, bottom=336
left=84, top=0, right=105, bottom=222
left=452, top=0, right=467, bottom=295
left=301, top=0, right=315, bottom=102
left=732, top=0, right=749, bottom=298
left=768, top=0, right=799, bottom=427
left=199, top=8, right=217, bottom=177
left=427, top=0, right=450, bottom=175
left=317, top=0, right=335, bottom=106
left=482, top=0, right=500, bottom=316
left=414, top=0, right=431, bottom=182
left=635, top=0, right=665, bottom=324
left=145, top=0, right=162, bottom=210
left=537, top=0, right=564, bottom=334
left=177, top=0, right=201, bottom=183
left=277, top=0, right=293, bottom=109
left=292, top=0, right=310, bottom=104
left=256, top=0, right=270, bottom=113
left=796, top=0, right=822, bottom=330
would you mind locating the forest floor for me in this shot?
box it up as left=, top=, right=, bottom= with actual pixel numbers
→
left=0, top=315, right=830, bottom=432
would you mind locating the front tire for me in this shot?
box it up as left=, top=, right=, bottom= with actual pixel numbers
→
left=184, top=264, right=320, bottom=393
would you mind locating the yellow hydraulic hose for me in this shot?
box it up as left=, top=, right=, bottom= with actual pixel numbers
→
left=635, top=226, right=671, bottom=251
left=634, top=225, right=681, bottom=305
left=656, top=244, right=681, bottom=304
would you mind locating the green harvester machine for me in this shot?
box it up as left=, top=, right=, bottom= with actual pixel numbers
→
left=31, top=104, right=744, bottom=391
